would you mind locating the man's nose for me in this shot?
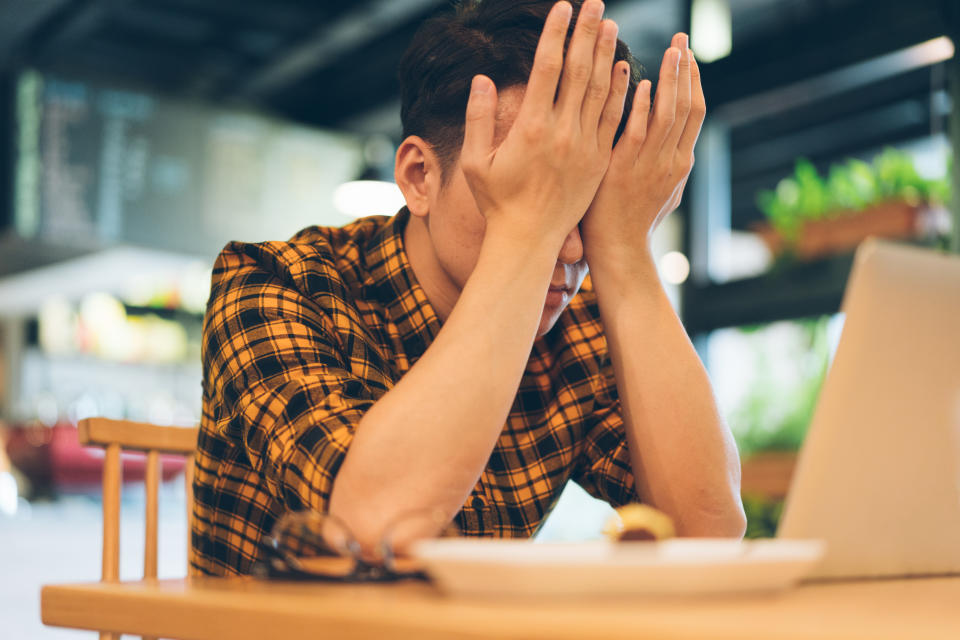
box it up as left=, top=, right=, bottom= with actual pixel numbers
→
left=558, top=225, right=584, bottom=265
left=557, top=225, right=583, bottom=264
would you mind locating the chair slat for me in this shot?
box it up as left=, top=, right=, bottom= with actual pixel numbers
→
left=102, top=443, right=121, bottom=583
left=144, top=451, right=160, bottom=579
left=79, top=417, right=198, bottom=454
left=83, top=414, right=198, bottom=619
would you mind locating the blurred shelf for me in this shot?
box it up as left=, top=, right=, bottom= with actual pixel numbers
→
left=20, top=346, right=200, bottom=370
left=0, top=244, right=206, bottom=317
left=683, top=253, right=855, bottom=335
left=123, top=304, right=204, bottom=324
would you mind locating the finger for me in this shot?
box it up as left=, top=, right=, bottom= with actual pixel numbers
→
left=661, top=35, right=692, bottom=153
left=615, top=78, right=650, bottom=159
left=461, top=75, right=497, bottom=171
left=597, top=60, right=631, bottom=151
left=555, top=0, right=605, bottom=120
left=677, top=52, right=706, bottom=159
left=581, top=19, right=619, bottom=134
left=641, top=47, right=680, bottom=153
left=521, top=2, right=573, bottom=117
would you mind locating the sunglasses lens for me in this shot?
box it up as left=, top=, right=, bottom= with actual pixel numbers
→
left=270, top=512, right=357, bottom=577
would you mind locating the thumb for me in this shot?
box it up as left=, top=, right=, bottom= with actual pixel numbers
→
left=461, top=75, right=497, bottom=171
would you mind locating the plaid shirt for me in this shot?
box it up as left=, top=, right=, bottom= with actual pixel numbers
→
left=192, top=208, right=640, bottom=576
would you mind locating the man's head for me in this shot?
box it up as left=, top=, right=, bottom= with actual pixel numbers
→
left=400, top=0, right=641, bottom=182
left=395, top=0, right=641, bottom=336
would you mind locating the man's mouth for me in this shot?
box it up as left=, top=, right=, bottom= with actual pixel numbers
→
left=546, top=284, right=571, bottom=307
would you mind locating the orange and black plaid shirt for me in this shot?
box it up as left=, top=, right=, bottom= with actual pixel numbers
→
left=192, top=208, right=640, bottom=575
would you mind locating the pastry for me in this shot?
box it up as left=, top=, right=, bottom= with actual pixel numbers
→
left=604, top=503, right=676, bottom=541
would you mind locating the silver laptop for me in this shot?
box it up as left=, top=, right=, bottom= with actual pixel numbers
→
left=777, top=238, right=960, bottom=579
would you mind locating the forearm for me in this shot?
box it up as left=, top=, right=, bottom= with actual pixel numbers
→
left=328, top=224, right=560, bottom=547
left=590, top=254, right=745, bottom=538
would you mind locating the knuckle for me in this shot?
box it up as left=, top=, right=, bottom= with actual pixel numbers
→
left=460, top=156, right=479, bottom=176
left=586, top=81, right=609, bottom=102
left=537, top=57, right=563, bottom=78
left=578, top=20, right=600, bottom=39
left=627, top=129, right=646, bottom=146
left=521, top=120, right=545, bottom=141
left=566, top=62, right=591, bottom=83
left=656, top=112, right=675, bottom=129
left=552, top=133, right=573, bottom=155
left=601, top=108, right=621, bottom=127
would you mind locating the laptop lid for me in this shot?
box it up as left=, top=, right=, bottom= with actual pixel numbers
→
left=777, top=239, right=960, bottom=579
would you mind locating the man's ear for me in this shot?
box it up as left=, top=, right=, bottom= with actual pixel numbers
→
left=394, top=135, right=440, bottom=218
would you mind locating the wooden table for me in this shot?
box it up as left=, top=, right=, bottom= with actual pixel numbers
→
left=42, top=575, right=960, bottom=639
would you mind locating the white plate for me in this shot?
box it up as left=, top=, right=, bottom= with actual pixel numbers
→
left=411, top=538, right=825, bottom=598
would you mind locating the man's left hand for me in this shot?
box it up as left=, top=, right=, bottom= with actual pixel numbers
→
left=581, top=32, right=705, bottom=275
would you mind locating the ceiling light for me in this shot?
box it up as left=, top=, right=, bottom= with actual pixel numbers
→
left=691, top=0, right=732, bottom=63
left=332, top=180, right=405, bottom=219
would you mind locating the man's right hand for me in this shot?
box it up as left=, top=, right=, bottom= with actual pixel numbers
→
left=459, top=0, right=629, bottom=248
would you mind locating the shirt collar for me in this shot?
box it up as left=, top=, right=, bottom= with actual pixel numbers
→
left=363, top=207, right=443, bottom=365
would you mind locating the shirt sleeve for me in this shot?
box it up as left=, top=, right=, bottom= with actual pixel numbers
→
left=203, top=244, right=374, bottom=514
left=572, top=369, right=641, bottom=508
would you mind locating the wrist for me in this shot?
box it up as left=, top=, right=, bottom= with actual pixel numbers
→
left=477, top=219, right=561, bottom=281
left=483, top=215, right=568, bottom=258
left=588, top=245, right=659, bottom=293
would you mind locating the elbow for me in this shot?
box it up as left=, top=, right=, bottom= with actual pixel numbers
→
left=710, top=498, right=748, bottom=539
left=676, top=499, right=747, bottom=539
left=726, top=503, right=748, bottom=539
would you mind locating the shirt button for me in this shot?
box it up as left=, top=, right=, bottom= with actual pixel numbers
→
left=471, top=496, right=485, bottom=509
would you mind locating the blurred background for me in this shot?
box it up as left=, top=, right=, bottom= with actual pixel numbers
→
left=0, top=0, right=957, bottom=636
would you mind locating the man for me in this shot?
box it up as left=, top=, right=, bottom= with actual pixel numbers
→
left=193, top=0, right=745, bottom=576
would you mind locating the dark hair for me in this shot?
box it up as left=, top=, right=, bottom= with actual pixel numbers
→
left=399, top=0, right=642, bottom=182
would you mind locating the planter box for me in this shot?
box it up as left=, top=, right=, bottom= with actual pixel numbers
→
left=753, top=200, right=930, bottom=260
left=740, top=451, right=798, bottom=500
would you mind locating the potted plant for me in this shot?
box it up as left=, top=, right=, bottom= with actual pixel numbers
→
left=753, top=148, right=951, bottom=260
left=726, top=317, right=832, bottom=537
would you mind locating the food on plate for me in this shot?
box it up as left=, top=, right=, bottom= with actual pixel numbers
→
left=604, top=503, right=676, bottom=542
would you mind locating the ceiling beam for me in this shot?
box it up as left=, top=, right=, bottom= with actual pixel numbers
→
left=231, top=0, right=445, bottom=101
left=0, top=0, right=71, bottom=67
left=702, top=0, right=949, bottom=108
left=18, top=0, right=116, bottom=67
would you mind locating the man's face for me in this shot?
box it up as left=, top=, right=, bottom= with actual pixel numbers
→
left=425, top=85, right=589, bottom=337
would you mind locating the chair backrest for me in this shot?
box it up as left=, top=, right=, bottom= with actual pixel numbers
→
left=78, top=417, right=199, bottom=583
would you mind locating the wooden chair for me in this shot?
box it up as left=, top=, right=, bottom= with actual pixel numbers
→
left=78, top=417, right=199, bottom=640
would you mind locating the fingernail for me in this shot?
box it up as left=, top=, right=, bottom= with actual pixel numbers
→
left=681, top=33, right=689, bottom=49
left=471, top=76, right=489, bottom=95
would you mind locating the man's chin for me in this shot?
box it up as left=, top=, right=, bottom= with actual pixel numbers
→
left=536, top=308, right=562, bottom=337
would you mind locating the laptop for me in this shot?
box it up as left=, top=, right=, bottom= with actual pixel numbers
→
left=777, top=238, right=960, bottom=579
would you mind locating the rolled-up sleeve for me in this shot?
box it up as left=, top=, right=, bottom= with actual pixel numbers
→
left=204, top=244, right=374, bottom=514
left=572, top=377, right=641, bottom=509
